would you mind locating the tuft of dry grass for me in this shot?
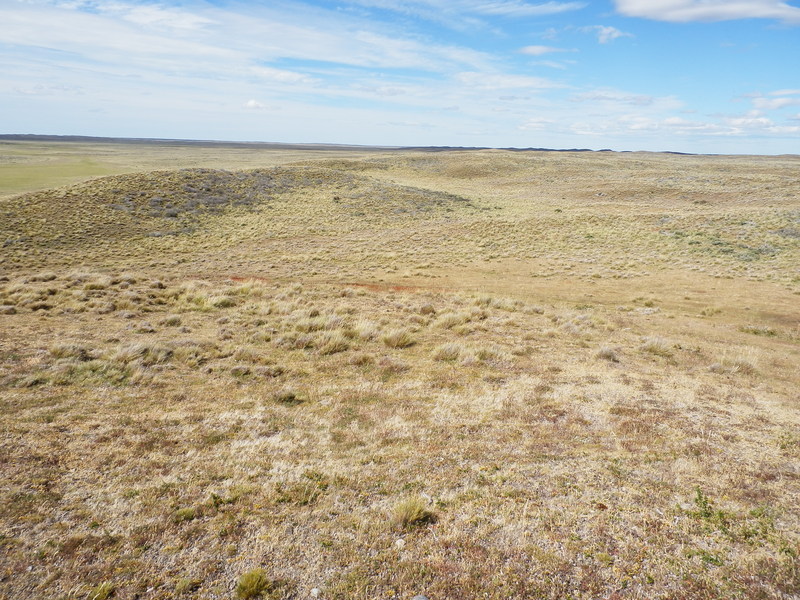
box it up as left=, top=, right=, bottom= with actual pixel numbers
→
left=391, top=497, right=437, bottom=530
left=381, top=328, right=415, bottom=348
left=317, top=330, right=351, bottom=355
left=433, top=342, right=464, bottom=361
left=640, top=336, right=673, bottom=357
left=595, top=345, right=619, bottom=362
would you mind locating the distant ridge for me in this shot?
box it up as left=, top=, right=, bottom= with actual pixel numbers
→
left=0, top=134, right=712, bottom=155
left=0, top=134, right=403, bottom=152
left=0, top=133, right=628, bottom=154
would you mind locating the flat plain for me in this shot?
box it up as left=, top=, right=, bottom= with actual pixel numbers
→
left=1, top=139, right=799, bottom=599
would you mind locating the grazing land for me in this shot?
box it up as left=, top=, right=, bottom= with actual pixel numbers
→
left=1, top=139, right=799, bottom=599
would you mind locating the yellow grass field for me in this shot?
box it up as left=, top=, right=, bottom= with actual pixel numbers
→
left=1, top=140, right=798, bottom=599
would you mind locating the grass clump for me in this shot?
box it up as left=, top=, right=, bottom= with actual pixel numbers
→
left=391, top=497, right=437, bottom=530
left=235, top=568, right=275, bottom=599
left=740, top=324, right=776, bottom=336
left=274, top=480, right=325, bottom=506
left=353, top=319, right=379, bottom=340
left=175, top=578, right=201, bottom=595
left=595, top=346, right=619, bottom=362
left=273, top=388, right=304, bottom=405
left=50, top=343, right=95, bottom=361
left=433, top=342, right=463, bottom=361
left=159, top=314, right=182, bottom=327
left=317, top=330, right=350, bottom=355
left=382, top=328, right=415, bottom=349
left=433, top=311, right=470, bottom=329
left=113, top=343, right=173, bottom=366
left=87, top=582, right=115, bottom=600
left=640, top=337, right=673, bottom=357
left=172, top=507, right=197, bottom=523
left=724, top=351, right=758, bottom=375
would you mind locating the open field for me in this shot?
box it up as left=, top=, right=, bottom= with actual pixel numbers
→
left=1, top=140, right=799, bottom=599
left=0, top=138, right=398, bottom=200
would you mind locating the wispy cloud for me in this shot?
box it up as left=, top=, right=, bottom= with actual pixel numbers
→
left=614, top=0, right=800, bottom=24
left=572, top=90, right=657, bottom=106
left=753, top=96, right=800, bottom=110
left=581, top=25, right=634, bottom=44
left=243, top=99, right=267, bottom=110
left=344, top=0, right=586, bottom=20
left=519, top=45, right=573, bottom=55
left=456, top=71, right=562, bottom=90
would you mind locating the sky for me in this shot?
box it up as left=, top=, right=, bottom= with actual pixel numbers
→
left=1, top=0, right=799, bottom=153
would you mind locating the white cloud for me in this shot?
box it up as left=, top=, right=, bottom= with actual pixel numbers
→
left=726, top=111, right=774, bottom=128
left=243, top=99, right=266, bottom=110
left=571, top=90, right=655, bottom=106
left=519, top=44, right=571, bottom=55
left=572, top=89, right=669, bottom=107
left=466, top=1, right=587, bottom=17
left=534, top=59, right=574, bottom=69
left=12, top=83, right=81, bottom=96
left=58, top=0, right=214, bottom=30
left=456, top=71, right=561, bottom=89
left=344, top=0, right=586, bottom=20
left=250, top=67, right=316, bottom=85
left=753, top=96, right=800, bottom=110
left=581, top=25, right=633, bottom=44
left=613, top=0, right=800, bottom=24
left=519, top=117, right=555, bottom=130
left=569, top=114, right=729, bottom=137
left=116, top=4, right=213, bottom=30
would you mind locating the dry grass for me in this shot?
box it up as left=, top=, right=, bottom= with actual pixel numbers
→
left=0, top=144, right=798, bottom=599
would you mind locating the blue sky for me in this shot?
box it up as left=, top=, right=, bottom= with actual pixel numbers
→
left=1, top=0, right=799, bottom=153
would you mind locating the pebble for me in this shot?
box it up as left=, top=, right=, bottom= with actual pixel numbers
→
left=310, top=588, right=321, bottom=598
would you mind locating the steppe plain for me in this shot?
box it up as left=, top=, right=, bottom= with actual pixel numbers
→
left=1, top=138, right=799, bottom=599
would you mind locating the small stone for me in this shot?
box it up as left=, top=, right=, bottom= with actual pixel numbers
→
left=310, top=588, right=321, bottom=598
left=412, top=596, right=429, bottom=600
left=395, top=538, right=406, bottom=549
left=0, top=305, right=16, bottom=315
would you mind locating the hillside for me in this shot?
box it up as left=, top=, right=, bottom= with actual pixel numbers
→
left=1, top=147, right=798, bottom=599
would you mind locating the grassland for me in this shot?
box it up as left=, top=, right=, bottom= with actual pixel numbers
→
left=0, top=140, right=798, bottom=599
